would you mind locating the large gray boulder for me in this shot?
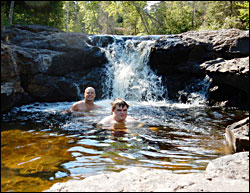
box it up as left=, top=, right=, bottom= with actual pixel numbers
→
left=201, top=57, right=249, bottom=109
left=149, top=29, right=249, bottom=109
left=1, top=25, right=108, bottom=113
left=205, top=151, right=249, bottom=181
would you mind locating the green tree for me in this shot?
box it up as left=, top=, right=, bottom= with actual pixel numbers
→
left=101, top=1, right=130, bottom=34
left=99, top=1, right=118, bottom=34
left=77, top=1, right=102, bottom=34
left=199, top=1, right=247, bottom=30
left=3, top=1, right=248, bottom=35
left=149, top=2, right=168, bottom=34
left=164, top=1, right=193, bottom=34
left=1, top=1, right=64, bottom=30
left=103, top=1, right=154, bottom=35
left=149, top=1, right=204, bottom=34
left=237, top=1, right=249, bottom=29
left=63, top=1, right=81, bottom=32
left=8, top=1, right=15, bottom=25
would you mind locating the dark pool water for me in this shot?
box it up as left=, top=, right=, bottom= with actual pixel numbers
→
left=1, top=100, right=248, bottom=192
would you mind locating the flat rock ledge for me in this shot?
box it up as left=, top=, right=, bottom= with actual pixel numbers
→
left=44, top=152, right=249, bottom=192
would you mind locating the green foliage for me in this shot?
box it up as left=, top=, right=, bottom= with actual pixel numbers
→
left=148, top=2, right=167, bottom=34
left=198, top=1, right=248, bottom=31
left=223, top=16, right=241, bottom=29
left=78, top=1, right=102, bottom=34
left=1, top=1, right=249, bottom=34
left=164, top=2, right=193, bottom=34
left=1, top=1, right=64, bottom=30
left=63, top=1, right=81, bottom=32
left=237, top=1, right=249, bottom=29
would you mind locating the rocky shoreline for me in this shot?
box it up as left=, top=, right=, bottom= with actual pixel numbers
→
left=1, top=25, right=249, bottom=192
left=44, top=151, right=249, bottom=192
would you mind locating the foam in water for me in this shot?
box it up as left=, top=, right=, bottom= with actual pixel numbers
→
left=101, top=37, right=167, bottom=102
left=177, top=75, right=212, bottom=106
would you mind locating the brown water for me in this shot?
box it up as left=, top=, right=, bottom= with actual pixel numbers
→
left=1, top=100, right=248, bottom=192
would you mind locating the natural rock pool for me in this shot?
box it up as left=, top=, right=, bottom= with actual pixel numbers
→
left=1, top=28, right=248, bottom=192
left=1, top=100, right=248, bottom=192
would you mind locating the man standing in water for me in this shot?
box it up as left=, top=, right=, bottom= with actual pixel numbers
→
left=97, top=97, right=134, bottom=127
left=70, top=87, right=100, bottom=112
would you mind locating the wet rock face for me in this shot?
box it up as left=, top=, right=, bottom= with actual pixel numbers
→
left=202, top=57, right=249, bottom=109
left=1, top=25, right=108, bottom=113
left=149, top=29, right=249, bottom=109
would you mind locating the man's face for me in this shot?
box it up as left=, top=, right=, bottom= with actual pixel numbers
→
left=112, top=105, right=128, bottom=122
left=84, top=88, right=96, bottom=102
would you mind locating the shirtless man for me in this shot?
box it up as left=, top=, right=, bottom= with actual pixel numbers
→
left=70, top=87, right=100, bottom=112
left=97, top=97, right=134, bottom=127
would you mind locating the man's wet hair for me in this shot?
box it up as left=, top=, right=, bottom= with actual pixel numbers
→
left=111, top=98, right=129, bottom=113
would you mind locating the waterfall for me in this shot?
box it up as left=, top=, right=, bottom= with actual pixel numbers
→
left=100, top=36, right=167, bottom=102
left=91, top=35, right=211, bottom=105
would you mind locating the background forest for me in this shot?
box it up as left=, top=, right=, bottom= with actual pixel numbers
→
left=1, top=1, right=249, bottom=35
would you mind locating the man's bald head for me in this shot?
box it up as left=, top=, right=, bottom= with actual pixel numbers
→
left=84, top=87, right=96, bottom=102
left=85, top=87, right=96, bottom=94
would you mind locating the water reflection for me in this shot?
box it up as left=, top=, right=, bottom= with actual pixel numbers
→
left=1, top=100, right=248, bottom=192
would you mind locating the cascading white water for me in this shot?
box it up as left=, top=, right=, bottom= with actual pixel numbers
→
left=101, top=37, right=167, bottom=102
left=186, top=75, right=212, bottom=105
left=97, top=35, right=212, bottom=106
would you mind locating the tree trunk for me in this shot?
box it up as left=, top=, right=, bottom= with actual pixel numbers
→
left=130, top=2, right=163, bottom=27
left=230, top=1, right=233, bottom=17
left=192, top=1, right=196, bottom=28
left=65, top=2, right=69, bottom=32
left=8, top=1, right=15, bottom=26
left=132, top=4, right=150, bottom=34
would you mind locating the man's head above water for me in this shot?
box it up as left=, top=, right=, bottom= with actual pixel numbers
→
left=98, top=97, right=134, bottom=126
left=69, top=86, right=100, bottom=112
left=111, top=97, right=129, bottom=114
left=84, top=87, right=96, bottom=103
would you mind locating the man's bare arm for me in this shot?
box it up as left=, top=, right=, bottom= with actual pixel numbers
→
left=70, top=103, right=79, bottom=112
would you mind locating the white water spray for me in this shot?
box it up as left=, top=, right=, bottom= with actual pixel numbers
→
left=187, top=75, right=212, bottom=105
left=177, top=75, right=212, bottom=106
left=101, top=37, right=167, bottom=102
left=97, top=35, right=211, bottom=106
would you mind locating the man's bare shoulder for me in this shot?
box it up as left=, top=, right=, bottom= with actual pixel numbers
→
left=73, top=100, right=85, bottom=105
left=97, top=115, right=113, bottom=126
left=70, top=100, right=86, bottom=112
